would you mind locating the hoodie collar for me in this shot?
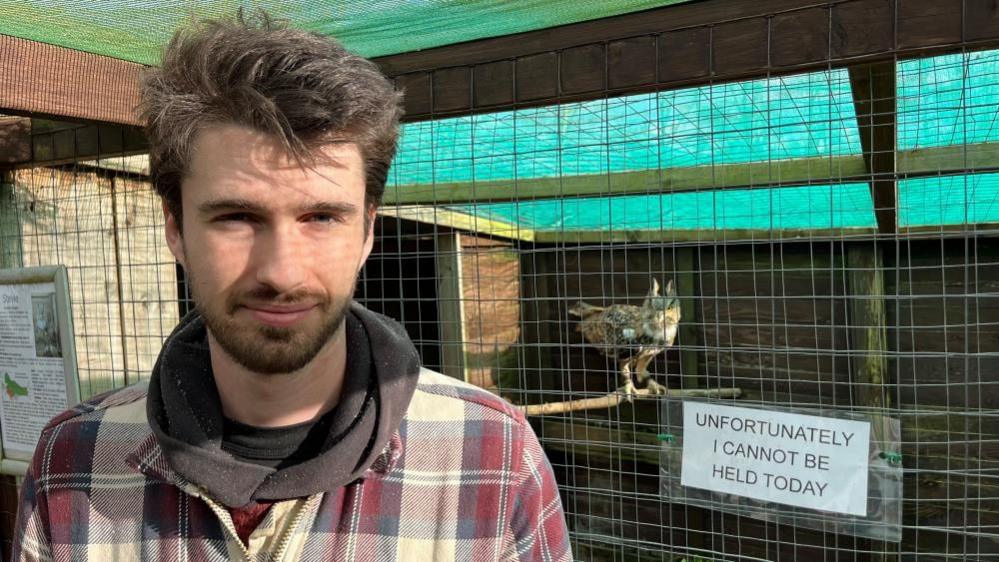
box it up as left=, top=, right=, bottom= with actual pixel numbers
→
left=144, top=301, right=421, bottom=508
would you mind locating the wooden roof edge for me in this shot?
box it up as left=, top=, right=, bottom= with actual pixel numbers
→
left=0, top=35, right=143, bottom=127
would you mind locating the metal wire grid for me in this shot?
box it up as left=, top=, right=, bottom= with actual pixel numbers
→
left=2, top=159, right=179, bottom=399
left=0, top=146, right=180, bottom=556
left=380, top=45, right=998, bottom=560
left=0, top=46, right=994, bottom=562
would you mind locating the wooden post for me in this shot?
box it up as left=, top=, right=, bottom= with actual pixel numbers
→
left=108, top=177, right=131, bottom=387
left=848, top=245, right=890, bottom=410
left=847, top=243, right=898, bottom=562
left=849, top=62, right=897, bottom=235
left=847, top=67, right=899, bottom=562
left=518, top=243, right=554, bottom=406
left=436, top=230, right=467, bottom=381
left=676, top=247, right=701, bottom=390
left=0, top=172, right=23, bottom=269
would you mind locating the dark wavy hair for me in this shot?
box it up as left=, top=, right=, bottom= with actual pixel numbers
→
left=140, top=11, right=403, bottom=227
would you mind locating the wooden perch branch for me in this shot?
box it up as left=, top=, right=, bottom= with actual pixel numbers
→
left=519, top=387, right=742, bottom=416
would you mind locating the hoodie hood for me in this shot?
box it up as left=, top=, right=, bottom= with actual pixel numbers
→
left=146, top=301, right=421, bottom=507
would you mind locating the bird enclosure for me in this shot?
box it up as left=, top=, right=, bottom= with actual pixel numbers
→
left=1, top=1, right=999, bottom=561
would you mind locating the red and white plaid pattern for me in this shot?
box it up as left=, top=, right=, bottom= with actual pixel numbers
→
left=14, top=369, right=571, bottom=561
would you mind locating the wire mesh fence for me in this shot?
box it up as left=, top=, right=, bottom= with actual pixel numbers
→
left=0, top=27, right=997, bottom=562
left=4, top=163, right=178, bottom=397
left=375, top=43, right=999, bottom=560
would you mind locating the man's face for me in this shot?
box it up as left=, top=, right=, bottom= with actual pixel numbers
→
left=164, top=124, right=375, bottom=375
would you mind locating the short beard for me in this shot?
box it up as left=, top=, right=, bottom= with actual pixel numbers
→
left=189, top=272, right=355, bottom=375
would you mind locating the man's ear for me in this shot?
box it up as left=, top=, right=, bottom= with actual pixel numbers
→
left=162, top=201, right=187, bottom=269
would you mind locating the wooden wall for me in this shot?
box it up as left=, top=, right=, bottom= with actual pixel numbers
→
left=887, top=239, right=999, bottom=558
left=357, top=217, right=443, bottom=373
left=522, top=237, right=999, bottom=560
left=6, top=167, right=179, bottom=397
left=523, top=243, right=857, bottom=411
left=459, top=235, right=520, bottom=391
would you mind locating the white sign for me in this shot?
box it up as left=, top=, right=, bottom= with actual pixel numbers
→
left=681, top=402, right=871, bottom=516
left=0, top=274, right=76, bottom=458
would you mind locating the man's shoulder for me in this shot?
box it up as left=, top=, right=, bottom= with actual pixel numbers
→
left=41, top=381, right=150, bottom=438
left=410, top=367, right=527, bottom=426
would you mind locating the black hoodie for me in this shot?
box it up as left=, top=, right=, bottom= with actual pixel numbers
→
left=146, top=301, right=421, bottom=508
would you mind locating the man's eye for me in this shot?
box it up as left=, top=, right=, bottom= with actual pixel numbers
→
left=308, top=213, right=342, bottom=224
left=216, top=213, right=253, bottom=223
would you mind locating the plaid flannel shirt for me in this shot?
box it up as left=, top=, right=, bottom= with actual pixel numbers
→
left=14, top=368, right=571, bottom=561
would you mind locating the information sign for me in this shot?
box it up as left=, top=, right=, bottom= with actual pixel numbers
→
left=0, top=266, right=79, bottom=462
left=681, top=401, right=871, bottom=516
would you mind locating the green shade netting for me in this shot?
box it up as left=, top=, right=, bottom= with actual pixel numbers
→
left=900, top=173, right=999, bottom=226
left=898, top=50, right=999, bottom=148
left=0, top=0, right=692, bottom=65
left=6, top=0, right=997, bottom=233
left=391, top=50, right=999, bottom=232
left=446, top=183, right=877, bottom=231
left=444, top=173, right=999, bottom=231
left=390, top=69, right=861, bottom=186
left=897, top=50, right=999, bottom=226
left=389, top=68, right=867, bottom=232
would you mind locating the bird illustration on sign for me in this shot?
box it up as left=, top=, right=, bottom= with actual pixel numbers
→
left=4, top=373, right=29, bottom=400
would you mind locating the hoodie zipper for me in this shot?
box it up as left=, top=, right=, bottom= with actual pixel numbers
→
left=198, top=493, right=254, bottom=561
left=196, top=490, right=321, bottom=562
left=271, top=494, right=322, bottom=561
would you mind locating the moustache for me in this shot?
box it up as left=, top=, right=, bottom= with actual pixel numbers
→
left=226, top=287, right=329, bottom=313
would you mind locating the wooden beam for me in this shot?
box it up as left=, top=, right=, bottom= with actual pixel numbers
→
left=385, top=155, right=869, bottom=205
left=847, top=245, right=891, bottom=411
left=75, top=155, right=150, bottom=177
left=377, top=206, right=534, bottom=241
left=0, top=1, right=994, bottom=127
left=901, top=223, right=999, bottom=237
left=534, top=227, right=877, bottom=244
left=14, top=133, right=998, bottom=205
left=30, top=120, right=148, bottom=167
left=849, top=62, right=898, bottom=234
left=540, top=417, right=664, bottom=467
left=0, top=118, right=149, bottom=171
left=385, top=142, right=999, bottom=206
left=898, top=141, right=999, bottom=176
left=846, top=243, right=898, bottom=561
left=0, top=36, right=143, bottom=126
left=378, top=0, right=999, bottom=121
left=436, top=231, right=468, bottom=382
left=674, top=246, right=705, bottom=554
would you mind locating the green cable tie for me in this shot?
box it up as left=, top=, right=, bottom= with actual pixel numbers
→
left=879, top=451, right=903, bottom=465
left=657, top=433, right=675, bottom=443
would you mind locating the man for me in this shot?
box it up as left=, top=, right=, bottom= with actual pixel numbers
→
left=14, top=13, right=571, bottom=561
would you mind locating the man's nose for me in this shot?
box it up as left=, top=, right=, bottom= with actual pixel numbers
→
left=253, top=225, right=308, bottom=294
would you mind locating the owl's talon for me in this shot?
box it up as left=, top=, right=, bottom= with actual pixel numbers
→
left=616, top=381, right=639, bottom=403
left=645, top=379, right=667, bottom=395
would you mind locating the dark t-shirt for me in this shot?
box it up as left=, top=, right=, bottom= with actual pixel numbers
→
left=221, top=407, right=339, bottom=469
left=222, top=312, right=374, bottom=543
